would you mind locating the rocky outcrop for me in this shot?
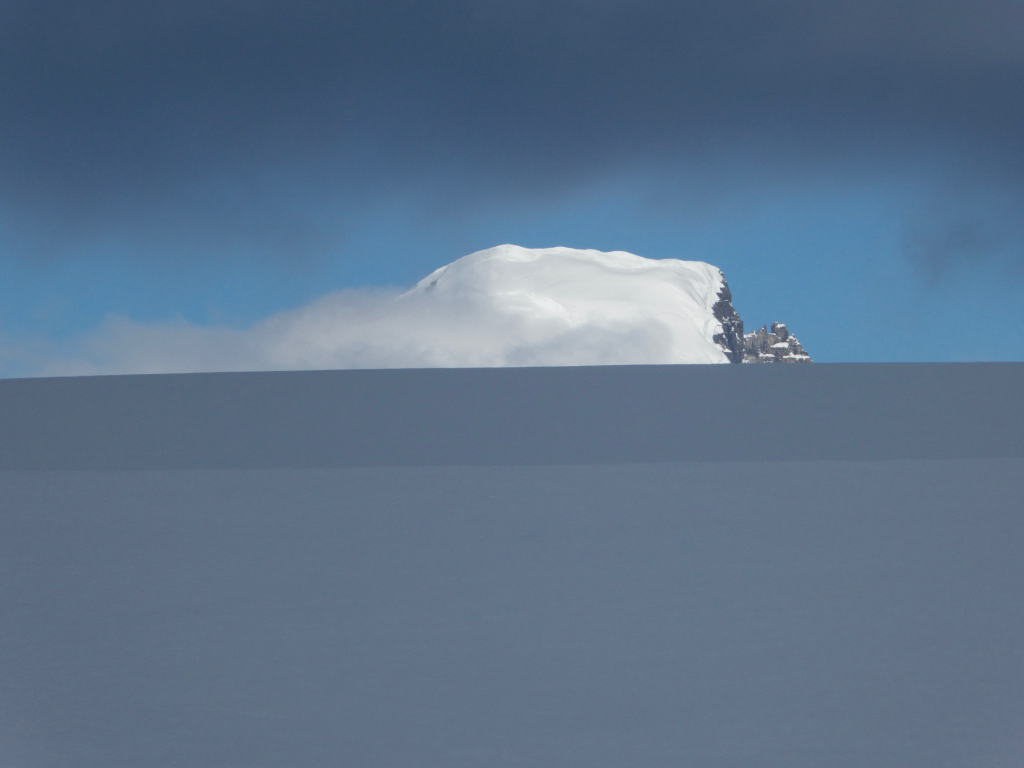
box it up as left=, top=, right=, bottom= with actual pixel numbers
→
left=712, top=280, right=812, bottom=363
left=741, top=322, right=811, bottom=363
left=711, top=280, right=745, bottom=363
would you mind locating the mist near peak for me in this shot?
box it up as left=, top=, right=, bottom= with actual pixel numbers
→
left=12, top=246, right=744, bottom=376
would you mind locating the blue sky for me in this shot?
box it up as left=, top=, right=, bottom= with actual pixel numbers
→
left=1, top=0, right=1022, bottom=373
left=3, top=166, right=1021, bottom=369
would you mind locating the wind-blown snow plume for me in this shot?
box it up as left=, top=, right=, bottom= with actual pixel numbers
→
left=29, top=246, right=732, bottom=376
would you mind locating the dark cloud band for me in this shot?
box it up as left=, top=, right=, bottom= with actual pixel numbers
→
left=1, top=0, right=1022, bottom=263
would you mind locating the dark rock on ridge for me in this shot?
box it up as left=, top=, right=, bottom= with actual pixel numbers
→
left=711, top=280, right=746, bottom=363
left=712, top=278, right=812, bottom=363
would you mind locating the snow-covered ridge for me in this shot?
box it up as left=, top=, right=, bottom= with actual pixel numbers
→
left=405, top=244, right=810, bottom=365
left=27, top=244, right=809, bottom=376
left=406, top=244, right=733, bottom=365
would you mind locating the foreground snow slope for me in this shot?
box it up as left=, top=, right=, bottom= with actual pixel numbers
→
left=407, top=245, right=731, bottom=365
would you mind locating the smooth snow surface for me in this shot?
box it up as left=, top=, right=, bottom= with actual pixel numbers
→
left=405, top=245, right=730, bottom=365
left=4, top=365, right=1024, bottom=767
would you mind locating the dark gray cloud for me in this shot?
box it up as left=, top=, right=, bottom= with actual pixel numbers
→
left=1, top=0, right=1022, bottom=263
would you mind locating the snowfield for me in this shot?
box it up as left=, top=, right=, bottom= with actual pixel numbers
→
left=403, top=245, right=731, bottom=366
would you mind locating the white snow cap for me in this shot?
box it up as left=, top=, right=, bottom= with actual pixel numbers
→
left=404, top=245, right=730, bottom=366
left=33, top=245, right=732, bottom=376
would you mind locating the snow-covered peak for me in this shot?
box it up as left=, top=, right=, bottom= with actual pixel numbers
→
left=406, top=245, right=731, bottom=365
left=32, top=244, right=809, bottom=375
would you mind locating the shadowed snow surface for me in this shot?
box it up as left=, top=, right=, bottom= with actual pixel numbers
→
left=2, top=364, right=1024, bottom=766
